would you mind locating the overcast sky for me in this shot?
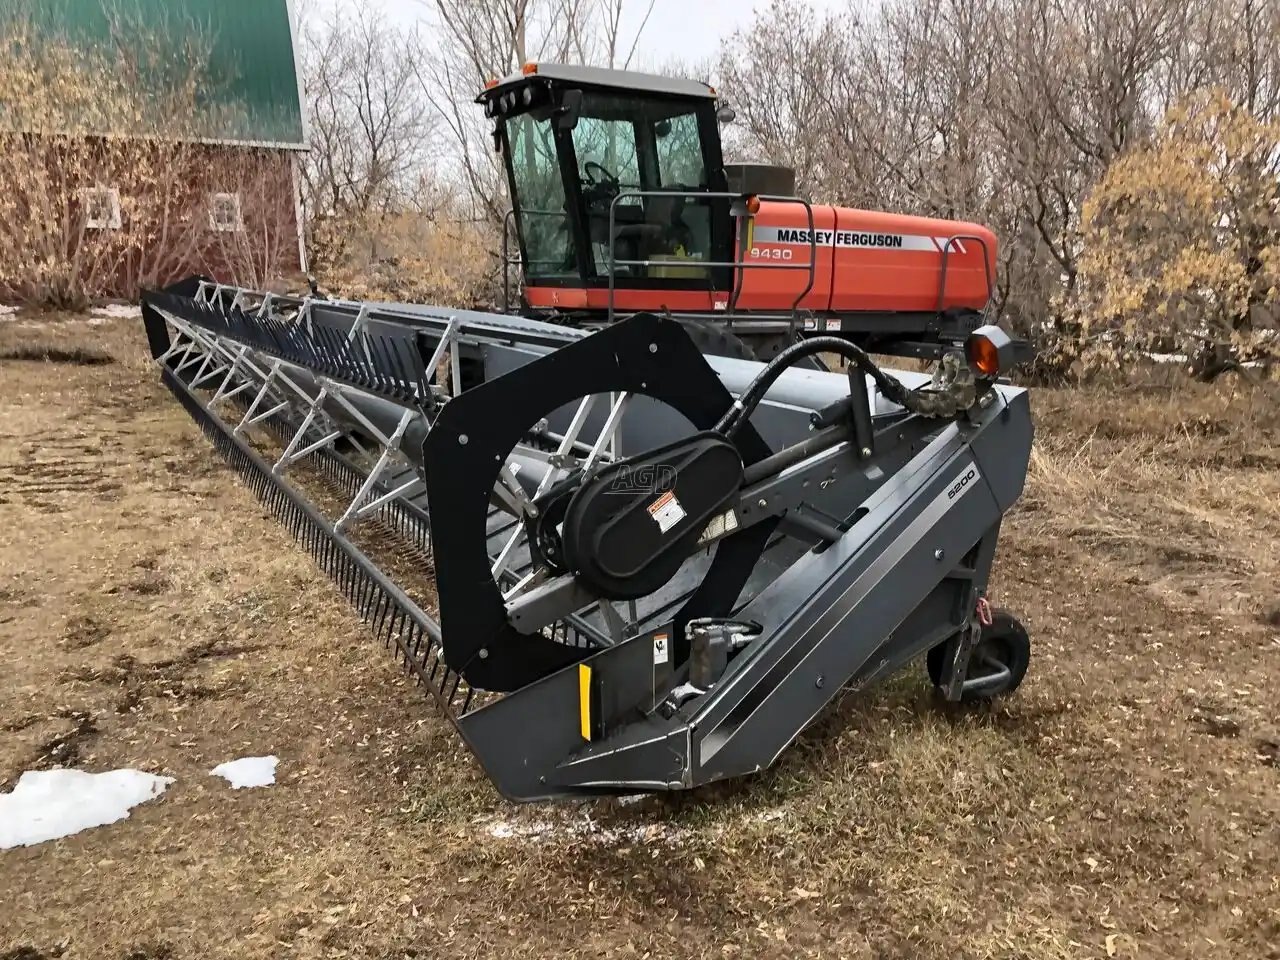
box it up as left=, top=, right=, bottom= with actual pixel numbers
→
left=304, top=0, right=849, bottom=69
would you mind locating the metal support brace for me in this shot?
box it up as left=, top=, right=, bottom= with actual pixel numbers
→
left=347, top=304, right=378, bottom=366
left=235, top=361, right=284, bottom=435
left=156, top=307, right=427, bottom=550
left=424, top=318, right=457, bottom=380
left=188, top=344, right=220, bottom=387
left=174, top=340, right=210, bottom=376
left=349, top=477, right=421, bottom=522
left=273, top=384, right=332, bottom=474
left=169, top=315, right=250, bottom=384
left=207, top=340, right=290, bottom=414
left=326, top=388, right=396, bottom=447
left=157, top=335, right=193, bottom=365
left=284, top=429, right=344, bottom=467
left=190, top=360, right=231, bottom=390
left=584, top=392, right=629, bottom=470
left=347, top=304, right=371, bottom=341
left=450, top=331, right=462, bottom=398
left=491, top=394, right=597, bottom=583
left=210, top=345, right=252, bottom=405
left=334, top=408, right=416, bottom=533
left=942, top=618, right=981, bottom=702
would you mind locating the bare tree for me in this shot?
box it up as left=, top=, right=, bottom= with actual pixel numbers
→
left=411, top=0, right=658, bottom=225
left=719, top=2, right=853, bottom=202
left=719, top=0, right=1280, bottom=363
left=299, top=2, right=432, bottom=266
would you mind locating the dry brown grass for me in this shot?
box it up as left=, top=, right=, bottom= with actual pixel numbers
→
left=0, top=314, right=1277, bottom=959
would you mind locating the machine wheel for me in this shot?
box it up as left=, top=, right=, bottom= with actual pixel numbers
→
left=927, top=609, right=1030, bottom=701
left=676, top=318, right=759, bottom=362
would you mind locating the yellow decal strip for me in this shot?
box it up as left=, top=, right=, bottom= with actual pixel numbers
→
left=578, top=663, right=592, bottom=741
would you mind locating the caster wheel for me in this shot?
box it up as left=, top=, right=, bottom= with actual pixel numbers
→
left=927, top=609, right=1030, bottom=701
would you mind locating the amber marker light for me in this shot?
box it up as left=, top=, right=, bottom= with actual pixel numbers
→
left=965, top=325, right=1015, bottom=378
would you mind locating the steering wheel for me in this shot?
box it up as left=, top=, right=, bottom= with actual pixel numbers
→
left=582, top=160, right=619, bottom=186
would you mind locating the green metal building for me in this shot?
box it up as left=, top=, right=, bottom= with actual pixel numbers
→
left=11, top=0, right=309, bottom=285
left=21, top=0, right=306, bottom=146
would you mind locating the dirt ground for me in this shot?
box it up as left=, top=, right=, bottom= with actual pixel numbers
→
left=0, top=312, right=1277, bottom=960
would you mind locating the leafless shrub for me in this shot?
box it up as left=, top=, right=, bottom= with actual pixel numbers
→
left=1076, top=90, right=1280, bottom=379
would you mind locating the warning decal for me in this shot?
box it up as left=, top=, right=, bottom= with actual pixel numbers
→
left=697, top=508, right=740, bottom=544
left=653, top=633, right=669, bottom=665
left=647, top=490, right=687, bottom=533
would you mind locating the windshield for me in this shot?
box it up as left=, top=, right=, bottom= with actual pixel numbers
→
left=570, top=92, right=711, bottom=279
left=504, top=89, right=716, bottom=286
left=507, top=112, right=576, bottom=281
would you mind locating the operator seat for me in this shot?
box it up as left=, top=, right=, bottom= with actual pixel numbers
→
left=610, top=191, right=699, bottom=278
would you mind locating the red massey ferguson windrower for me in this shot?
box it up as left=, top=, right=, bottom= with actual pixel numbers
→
left=480, top=63, right=998, bottom=362
left=139, top=63, right=1034, bottom=801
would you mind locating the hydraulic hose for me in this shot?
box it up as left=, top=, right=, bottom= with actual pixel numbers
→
left=715, top=337, right=925, bottom=438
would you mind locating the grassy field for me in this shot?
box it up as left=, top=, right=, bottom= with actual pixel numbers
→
left=1, top=313, right=1277, bottom=960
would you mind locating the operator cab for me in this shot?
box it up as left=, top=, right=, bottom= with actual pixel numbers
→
left=478, top=64, right=735, bottom=307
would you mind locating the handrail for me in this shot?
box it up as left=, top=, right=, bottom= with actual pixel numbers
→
left=935, top=234, right=994, bottom=315
left=501, top=208, right=517, bottom=311
left=502, top=207, right=574, bottom=312
left=498, top=205, right=989, bottom=324
left=605, top=190, right=819, bottom=325
left=730, top=194, right=818, bottom=316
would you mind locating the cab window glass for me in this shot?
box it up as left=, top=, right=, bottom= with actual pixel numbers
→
left=507, top=112, right=576, bottom=280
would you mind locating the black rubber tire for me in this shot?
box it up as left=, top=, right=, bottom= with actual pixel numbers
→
left=927, top=609, right=1030, bottom=701
left=677, top=319, right=832, bottom=371
left=676, top=318, right=759, bottom=362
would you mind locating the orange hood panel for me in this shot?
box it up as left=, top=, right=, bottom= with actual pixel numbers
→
left=739, top=201, right=997, bottom=314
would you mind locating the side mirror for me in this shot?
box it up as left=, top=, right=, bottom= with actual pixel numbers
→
left=716, top=104, right=736, bottom=124
left=555, top=89, right=583, bottom=131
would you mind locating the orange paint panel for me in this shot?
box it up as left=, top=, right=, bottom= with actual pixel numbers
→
left=524, top=286, right=726, bottom=313
left=828, top=207, right=996, bottom=313
left=734, top=204, right=836, bottom=312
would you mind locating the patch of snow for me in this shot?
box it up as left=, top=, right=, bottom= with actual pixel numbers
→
left=90, top=303, right=141, bottom=320
left=0, top=768, right=173, bottom=850
left=487, top=819, right=555, bottom=840
left=0, top=304, right=16, bottom=321
left=1146, top=352, right=1189, bottom=364
left=481, top=800, right=792, bottom=846
left=751, top=808, right=788, bottom=824
left=211, top=755, right=278, bottom=789
left=483, top=812, right=691, bottom=846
